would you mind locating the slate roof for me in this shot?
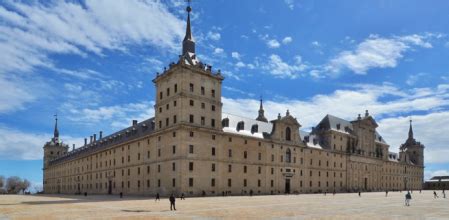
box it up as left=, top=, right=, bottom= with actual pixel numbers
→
left=49, top=118, right=155, bottom=165
left=221, top=112, right=273, bottom=138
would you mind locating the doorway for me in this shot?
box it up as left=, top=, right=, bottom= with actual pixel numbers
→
left=364, top=178, right=367, bottom=190
left=108, top=180, right=112, bottom=194
left=285, top=179, right=291, bottom=194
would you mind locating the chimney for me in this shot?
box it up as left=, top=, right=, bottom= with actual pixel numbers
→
left=99, top=131, right=103, bottom=139
left=72, top=144, right=75, bottom=151
left=357, top=114, right=362, bottom=120
left=365, top=110, right=369, bottom=117
left=132, top=120, right=138, bottom=126
left=90, top=136, right=93, bottom=144
left=84, top=138, right=87, bottom=146
left=93, top=134, right=97, bottom=142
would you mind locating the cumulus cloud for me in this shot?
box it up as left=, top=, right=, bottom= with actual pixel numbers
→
left=282, top=36, right=293, bottom=44
left=262, top=54, right=307, bottom=79
left=284, top=0, right=295, bottom=10
left=213, top=47, right=224, bottom=55
left=323, top=34, right=435, bottom=76
left=267, top=39, right=281, bottom=48
left=406, top=72, right=428, bottom=86
left=231, top=52, right=241, bottom=60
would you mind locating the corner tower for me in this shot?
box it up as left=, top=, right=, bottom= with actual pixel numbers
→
left=152, top=4, right=224, bottom=131
left=43, top=115, right=68, bottom=169
left=400, top=120, right=425, bottom=166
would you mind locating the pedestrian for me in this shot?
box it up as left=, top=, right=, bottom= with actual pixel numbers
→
left=84, top=192, right=87, bottom=197
left=443, top=190, right=446, bottom=198
left=181, top=193, right=185, bottom=200
left=333, top=190, right=336, bottom=196
left=385, top=190, right=388, bottom=197
left=434, top=191, right=439, bottom=199
left=358, top=191, right=361, bottom=197
left=419, top=189, right=422, bottom=194
left=250, top=189, right=253, bottom=196
left=155, top=192, right=160, bottom=201
left=169, top=193, right=176, bottom=211
left=405, top=191, right=412, bottom=206
left=120, top=192, right=123, bottom=198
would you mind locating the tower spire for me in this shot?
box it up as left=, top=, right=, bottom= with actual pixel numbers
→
left=408, top=119, right=413, bottom=140
left=54, top=114, right=59, bottom=139
left=182, top=0, right=195, bottom=55
left=256, top=97, right=268, bottom=122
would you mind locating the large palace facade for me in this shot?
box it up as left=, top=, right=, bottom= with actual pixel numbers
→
left=43, top=5, right=424, bottom=196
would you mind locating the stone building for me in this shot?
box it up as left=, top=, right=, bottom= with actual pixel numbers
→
left=43, top=5, right=424, bottom=196
left=424, top=176, right=449, bottom=190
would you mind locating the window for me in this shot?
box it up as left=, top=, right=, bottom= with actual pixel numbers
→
left=201, top=86, right=205, bottom=95
left=189, top=145, right=194, bottom=154
left=172, top=178, right=176, bottom=187
left=211, top=119, right=215, bottom=127
left=138, top=153, right=141, bottom=160
left=174, top=100, right=177, bottom=106
left=211, top=89, right=215, bottom=97
left=222, top=118, right=229, bottom=127
left=244, top=151, right=247, bottom=159
left=211, top=147, right=216, bottom=156
left=189, top=115, right=194, bottom=123
left=228, top=164, right=232, bottom=172
left=211, top=178, right=215, bottom=187
left=286, top=148, right=292, bottom=163
left=258, top=179, right=261, bottom=187
left=166, top=118, right=169, bottom=126
left=189, top=83, right=194, bottom=92
left=258, top=166, right=261, bottom=174
left=211, top=105, right=216, bottom=111
left=190, top=100, right=194, bottom=106
left=271, top=167, right=274, bottom=174
left=159, top=91, right=163, bottom=99
left=159, top=107, right=162, bottom=113
left=244, top=179, right=247, bottom=187
left=258, top=153, right=262, bottom=160
left=228, top=149, right=232, bottom=157
left=172, top=145, right=176, bottom=154
left=167, top=88, right=170, bottom=96
left=237, top=121, right=244, bottom=131
left=286, top=127, right=291, bottom=141
left=201, top=116, right=205, bottom=125
left=244, top=166, right=247, bottom=173
left=158, top=149, right=161, bottom=157
left=189, top=178, right=193, bottom=187
left=201, top=102, right=205, bottom=109
left=158, top=165, right=161, bottom=172
left=190, top=131, right=194, bottom=137
left=211, top=163, right=215, bottom=172
left=174, top=84, right=178, bottom=93
left=228, top=178, right=232, bottom=187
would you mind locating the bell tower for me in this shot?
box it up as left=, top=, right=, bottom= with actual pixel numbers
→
left=400, top=119, right=425, bottom=166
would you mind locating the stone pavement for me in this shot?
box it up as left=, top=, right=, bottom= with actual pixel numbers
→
left=0, top=191, right=448, bottom=219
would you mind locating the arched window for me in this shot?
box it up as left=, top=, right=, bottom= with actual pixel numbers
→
left=286, top=148, right=291, bottom=163
left=285, top=127, right=291, bottom=141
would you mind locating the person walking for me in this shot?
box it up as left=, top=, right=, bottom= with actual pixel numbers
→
left=358, top=191, right=361, bottom=197
left=405, top=191, right=412, bottom=206
left=180, top=193, right=185, bottom=200
left=169, top=193, right=176, bottom=211
left=433, top=191, right=439, bottom=199
left=443, top=190, right=446, bottom=198
left=385, top=190, right=388, bottom=197
left=155, top=192, right=160, bottom=202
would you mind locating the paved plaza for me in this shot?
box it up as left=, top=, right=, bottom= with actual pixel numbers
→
left=0, top=191, right=448, bottom=219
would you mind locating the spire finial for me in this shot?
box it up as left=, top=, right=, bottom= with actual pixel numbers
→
left=408, top=117, right=413, bottom=139
left=54, top=113, right=59, bottom=139
left=182, top=0, right=195, bottom=55
left=259, top=95, right=263, bottom=110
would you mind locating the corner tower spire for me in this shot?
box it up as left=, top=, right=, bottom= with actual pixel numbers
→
left=182, top=1, right=195, bottom=55
left=256, top=97, right=268, bottom=122
left=54, top=114, right=59, bottom=139
left=408, top=119, right=413, bottom=140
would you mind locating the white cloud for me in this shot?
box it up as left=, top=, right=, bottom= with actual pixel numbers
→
left=207, top=31, right=221, bottom=41
left=235, top=61, right=246, bottom=68
left=0, top=75, right=36, bottom=113
left=231, top=52, right=241, bottom=60
left=262, top=54, right=307, bottom=79
left=221, top=70, right=241, bottom=81
left=324, top=34, right=434, bottom=75
left=406, top=73, right=428, bottom=86
left=0, top=1, right=184, bottom=75
left=311, top=41, right=321, bottom=47
left=282, top=36, right=293, bottom=44
left=267, top=39, right=281, bottom=48
left=213, top=47, right=224, bottom=55
left=284, top=0, right=295, bottom=10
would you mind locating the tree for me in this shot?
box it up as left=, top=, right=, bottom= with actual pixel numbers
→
left=5, top=176, right=30, bottom=194
left=0, top=175, right=4, bottom=188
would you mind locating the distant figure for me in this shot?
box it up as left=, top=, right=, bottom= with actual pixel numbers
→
left=443, top=190, right=446, bottom=198
left=419, top=189, right=422, bottom=193
left=385, top=190, right=388, bottom=197
left=202, top=190, right=206, bottom=197
left=222, top=191, right=225, bottom=196
left=358, top=191, right=361, bottom=197
left=155, top=193, right=160, bottom=201
left=84, top=192, right=87, bottom=197
left=434, top=191, right=439, bottom=199
left=405, top=191, right=412, bottom=206
left=120, top=192, right=123, bottom=198
left=181, top=193, right=185, bottom=200
left=333, top=190, right=336, bottom=196
left=169, top=193, right=176, bottom=211
left=324, top=191, right=327, bottom=196
left=250, top=189, right=253, bottom=197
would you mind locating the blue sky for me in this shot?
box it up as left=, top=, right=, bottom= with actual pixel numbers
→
left=1, top=0, right=449, bottom=190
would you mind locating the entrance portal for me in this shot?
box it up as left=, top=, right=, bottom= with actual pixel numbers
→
left=285, top=179, right=291, bottom=194
left=108, top=180, right=112, bottom=194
